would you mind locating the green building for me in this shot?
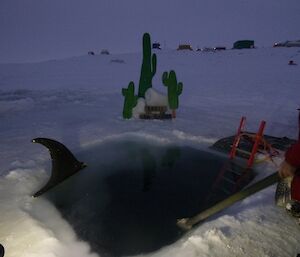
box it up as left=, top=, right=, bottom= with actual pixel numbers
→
left=233, top=40, right=255, bottom=49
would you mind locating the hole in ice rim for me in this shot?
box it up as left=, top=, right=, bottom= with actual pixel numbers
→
left=0, top=244, right=4, bottom=257
left=40, top=139, right=254, bottom=257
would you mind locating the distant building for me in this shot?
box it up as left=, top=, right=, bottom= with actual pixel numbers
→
left=273, top=40, right=300, bottom=47
left=177, top=44, right=193, bottom=51
left=214, top=47, right=226, bottom=51
left=233, top=40, right=255, bottom=49
left=288, top=60, right=297, bottom=65
left=152, top=43, right=161, bottom=49
left=100, top=49, right=110, bottom=55
left=197, top=47, right=215, bottom=52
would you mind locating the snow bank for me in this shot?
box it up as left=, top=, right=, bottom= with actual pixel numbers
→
left=0, top=47, right=300, bottom=257
left=0, top=163, right=98, bottom=257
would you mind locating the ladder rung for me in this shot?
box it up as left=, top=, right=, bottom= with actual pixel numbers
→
left=235, top=148, right=251, bottom=156
left=228, top=161, right=246, bottom=171
left=227, top=168, right=241, bottom=175
left=222, top=176, right=236, bottom=185
left=221, top=188, right=232, bottom=195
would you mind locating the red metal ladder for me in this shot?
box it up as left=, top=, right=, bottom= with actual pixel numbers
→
left=230, top=117, right=266, bottom=168
left=211, top=117, right=266, bottom=196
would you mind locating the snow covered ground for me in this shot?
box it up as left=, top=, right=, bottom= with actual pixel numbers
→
left=0, top=46, right=300, bottom=257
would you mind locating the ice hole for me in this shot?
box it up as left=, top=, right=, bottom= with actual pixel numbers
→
left=43, top=139, right=253, bottom=257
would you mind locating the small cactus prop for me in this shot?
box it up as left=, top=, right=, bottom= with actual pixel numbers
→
left=138, top=33, right=157, bottom=98
left=162, top=70, right=183, bottom=118
left=122, top=81, right=138, bottom=119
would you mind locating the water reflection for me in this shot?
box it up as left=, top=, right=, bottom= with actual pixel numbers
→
left=141, top=149, right=156, bottom=192
left=161, top=147, right=181, bottom=169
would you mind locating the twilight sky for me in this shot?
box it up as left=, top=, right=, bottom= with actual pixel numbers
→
left=0, top=0, right=300, bottom=63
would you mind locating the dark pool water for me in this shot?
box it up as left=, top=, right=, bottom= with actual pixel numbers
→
left=42, top=139, right=253, bottom=257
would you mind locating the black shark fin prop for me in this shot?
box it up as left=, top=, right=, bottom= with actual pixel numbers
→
left=32, top=138, right=87, bottom=197
left=0, top=243, right=4, bottom=257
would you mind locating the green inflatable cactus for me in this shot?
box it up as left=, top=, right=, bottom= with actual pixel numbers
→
left=122, top=81, right=138, bottom=119
left=138, top=33, right=157, bottom=98
left=162, top=70, right=183, bottom=118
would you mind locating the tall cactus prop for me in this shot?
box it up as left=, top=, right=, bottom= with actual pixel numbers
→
left=138, top=33, right=157, bottom=98
left=122, top=81, right=138, bottom=119
left=162, top=70, right=183, bottom=118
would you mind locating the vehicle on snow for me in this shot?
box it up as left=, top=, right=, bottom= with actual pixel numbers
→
left=273, top=40, right=300, bottom=47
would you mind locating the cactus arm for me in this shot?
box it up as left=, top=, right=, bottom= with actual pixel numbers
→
left=127, top=81, right=134, bottom=94
left=162, top=71, right=169, bottom=86
left=151, top=53, right=157, bottom=77
left=177, top=82, right=183, bottom=95
left=122, top=81, right=137, bottom=119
